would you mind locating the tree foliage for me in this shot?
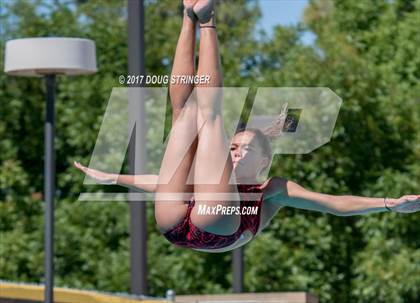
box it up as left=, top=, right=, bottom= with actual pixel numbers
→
left=0, top=0, right=419, bottom=302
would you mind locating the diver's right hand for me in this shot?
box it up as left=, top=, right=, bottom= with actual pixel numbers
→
left=390, top=195, right=420, bottom=213
left=73, top=161, right=117, bottom=184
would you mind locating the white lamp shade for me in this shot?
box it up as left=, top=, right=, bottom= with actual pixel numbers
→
left=4, top=37, right=97, bottom=77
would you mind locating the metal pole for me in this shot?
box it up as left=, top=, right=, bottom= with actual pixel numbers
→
left=233, top=247, right=244, bottom=292
left=128, top=0, right=148, bottom=295
left=44, top=74, right=56, bottom=303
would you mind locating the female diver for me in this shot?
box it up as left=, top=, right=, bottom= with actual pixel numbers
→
left=74, top=0, right=420, bottom=253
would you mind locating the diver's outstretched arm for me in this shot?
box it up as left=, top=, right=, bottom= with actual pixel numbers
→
left=74, top=161, right=158, bottom=192
left=270, top=177, right=420, bottom=215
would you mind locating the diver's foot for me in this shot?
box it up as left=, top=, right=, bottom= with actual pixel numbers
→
left=193, top=0, right=215, bottom=24
left=184, top=0, right=198, bottom=22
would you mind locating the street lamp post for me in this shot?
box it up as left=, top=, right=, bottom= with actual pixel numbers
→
left=4, top=37, right=97, bottom=303
left=233, top=247, right=244, bottom=292
left=127, top=0, right=148, bottom=295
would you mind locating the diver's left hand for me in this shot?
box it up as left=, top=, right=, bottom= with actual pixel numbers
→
left=390, top=195, right=420, bottom=213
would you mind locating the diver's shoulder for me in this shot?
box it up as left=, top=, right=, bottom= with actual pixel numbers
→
left=261, top=176, right=289, bottom=197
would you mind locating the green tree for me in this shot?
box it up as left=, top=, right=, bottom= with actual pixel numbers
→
left=0, top=1, right=418, bottom=302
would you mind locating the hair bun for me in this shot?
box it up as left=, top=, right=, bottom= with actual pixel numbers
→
left=262, top=102, right=289, bottom=140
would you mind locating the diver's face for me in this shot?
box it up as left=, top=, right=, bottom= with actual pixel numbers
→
left=230, top=131, right=268, bottom=180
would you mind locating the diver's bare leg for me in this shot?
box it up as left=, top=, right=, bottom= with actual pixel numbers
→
left=170, top=0, right=197, bottom=121
left=190, top=6, right=240, bottom=236
left=155, top=2, right=199, bottom=232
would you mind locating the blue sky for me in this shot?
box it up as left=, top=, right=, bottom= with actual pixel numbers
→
left=258, top=0, right=316, bottom=45
left=30, top=0, right=316, bottom=44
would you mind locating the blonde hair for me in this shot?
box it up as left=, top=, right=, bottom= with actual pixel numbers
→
left=234, top=103, right=291, bottom=174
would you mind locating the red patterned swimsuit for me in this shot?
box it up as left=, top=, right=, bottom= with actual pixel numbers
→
left=162, top=184, right=264, bottom=250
